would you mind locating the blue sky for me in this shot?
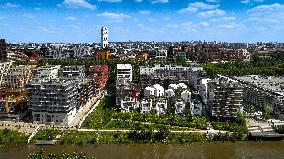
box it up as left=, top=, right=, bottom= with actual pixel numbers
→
left=0, top=0, right=284, bottom=43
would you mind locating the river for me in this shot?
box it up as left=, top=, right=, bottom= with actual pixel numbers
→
left=1, top=142, right=284, bottom=159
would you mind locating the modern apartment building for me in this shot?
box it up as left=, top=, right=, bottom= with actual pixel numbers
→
left=234, top=75, right=284, bottom=120
left=0, top=61, right=12, bottom=87
left=58, top=65, right=85, bottom=80
left=187, top=64, right=207, bottom=90
left=3, top=65, right=35, bottom=89
left=32, top=65, right=61, bottom=82
left=208, top=75, right=243, bottom=119
left=116, top=64, right=134, bottom=108
left=89, top=65, right=109, bottom=89
left=139, top=64, right=189, bottom=91
left=78, top=79, right=96, bottom=108
left=27, top=80, right=78, bottom=125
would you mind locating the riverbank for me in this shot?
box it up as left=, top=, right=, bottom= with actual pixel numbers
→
left=1, top=142, right=284, bottom=159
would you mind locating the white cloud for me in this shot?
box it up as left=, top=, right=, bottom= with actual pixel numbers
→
left=166, top=22, right=196, bottom=32
left=241, top=0, right=265, bottom=4
left=23, top=13, right=34, bottom=18
left=97, top=12, right=131, bottom=21
left=241, top=0, right=250, bottom=4
left=57, top=0, right=96, bottom=10
left=179, top=2, right=220, bottom=14
left=248, top=17, right=279, bottom=24
left=218, top=23, right=243, bottom=30
left=139, top=10, right=151, bottom=15
left=199, top=22, right=209, bottom=27
left=223, top=16, right=235, bottom=21
left=207, top=0, right=220, bottom=2
left=179, top=6, right=198, bottom=14
left=247, top=3, right=283, bottom=16
left=39, top=26, right=57, bottom=34
left=1, top=3, right=20, bottom=8
left=65, top=16, right=77, bottom=20
left=98, top=0, right=122, bottom=2
left=150, top=0, right=168, bottom=4
left=135, top=0, right=143, bottom=2
left=166, top=24, right=179, bottom=28
left=198, top=9, right=225, bottom=17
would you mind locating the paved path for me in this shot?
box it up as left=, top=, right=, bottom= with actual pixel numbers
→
left=69, top=92, right=105, bottom=127
left=78, top=128, right=228, bottom=134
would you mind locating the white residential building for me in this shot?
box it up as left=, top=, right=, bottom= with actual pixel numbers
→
left=121, top=97, right=138, bottom=113
left=165, top=89, right=175, bottom=99
left=156, top=49, right=167, bottom=62
left=32, top=65, right=61, bottom=82
left=178, top=83, right=188, bottom=89
left=192, top=99, right=202, bottom=116
left=181, top=90, right=191, bottom=103
left=168, top=84, right=178, bottom=90
left=187, top=65, right=206, bottom=90
left=199, top=78, right=210, bottom=104
left=117, top=64, right=132, bottom=82
left=140, top=99, right=152, bottom=114
left=156, top=99, right=167, bottom=115
left=175, top=99, right=186, bottom=116
left=116, top=64, right=134, bottom=108
left=144, top=86, right=155, bottom=97
left=153, top=84, right=165, bottom=97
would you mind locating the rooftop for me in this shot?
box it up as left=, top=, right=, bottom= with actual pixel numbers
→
left=235, top=75, right=284, bottom=95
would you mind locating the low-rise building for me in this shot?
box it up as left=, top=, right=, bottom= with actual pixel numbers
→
left=156, top=99, right=167, bottom=115
left=140, top=99, right=152, bottom=114
left=175, top=99, right=185, bottom=116
left=121, top=97, right=138, bottom=113
left=96, top=49, right=110, bottom=61
left=165, top=89, right=175, bottom=100
left=156, top=49, right=167, bottom=62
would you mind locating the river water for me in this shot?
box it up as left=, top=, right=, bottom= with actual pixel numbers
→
left=1, top=142, right=284, bottom=159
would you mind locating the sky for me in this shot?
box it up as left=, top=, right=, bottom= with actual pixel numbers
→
left=0, top=0, right=284, bottom=43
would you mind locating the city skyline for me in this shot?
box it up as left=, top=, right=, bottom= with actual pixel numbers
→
left=0, top=0, right=284, bottom=43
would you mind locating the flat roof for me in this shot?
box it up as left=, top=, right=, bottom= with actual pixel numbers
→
left=235, top=75, right=284, bottom=94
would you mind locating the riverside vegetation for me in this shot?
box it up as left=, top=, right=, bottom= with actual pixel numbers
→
left=31, top=96, right=247, bottom=144
left=0, top=129, right=29, bottom=145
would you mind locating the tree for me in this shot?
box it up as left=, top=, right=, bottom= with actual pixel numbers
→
left=263, top=106, right=271, bottom=120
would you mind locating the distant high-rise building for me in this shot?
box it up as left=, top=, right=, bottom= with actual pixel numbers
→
left=101, top=27, right=109, bottom=49
left=0, top=39, right=7, bottom=61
